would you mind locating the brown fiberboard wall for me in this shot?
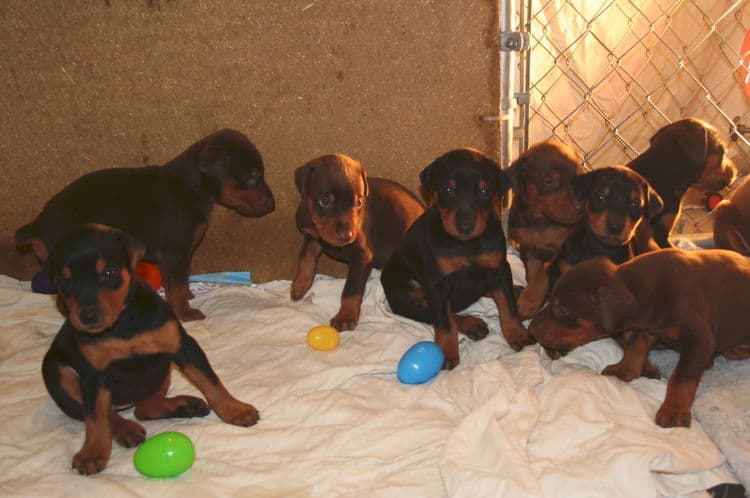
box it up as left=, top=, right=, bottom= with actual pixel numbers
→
left=0, top=1, right=499, bottom=282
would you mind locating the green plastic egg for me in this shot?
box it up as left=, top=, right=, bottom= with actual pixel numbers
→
left=133, top=431, right=195, bottom=478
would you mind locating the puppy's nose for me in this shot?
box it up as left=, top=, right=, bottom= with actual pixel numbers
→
left=78, top=308, right=99, bottom=326
left=606, top=219, right=624, bottom=235
left=455, top=211, right=476, bottom=235
left=334, top=222, right=354, bottom=244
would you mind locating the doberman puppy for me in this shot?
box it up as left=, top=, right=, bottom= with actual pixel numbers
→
left=505, top=140, right=586, bottom=319
left=291, top=154, right=424, bottom=331
left=713, top=175, right=750, bottom=255
left=16, top=129, right=275, bottom=322
left=557, top=165, right=664, bottom=273
left=42, top=225, right=259, bottom=475
left=528, top=249, right=750, bottom=428
left=628, top=118, right=737, bottom=250
left=381, top=148, right=533, bottom=369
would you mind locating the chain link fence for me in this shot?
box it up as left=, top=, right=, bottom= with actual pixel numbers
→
left=510, top=0, right=750, bottom=233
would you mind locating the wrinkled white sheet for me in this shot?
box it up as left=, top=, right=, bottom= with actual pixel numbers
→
left=0, top=268, right=736, bottom=497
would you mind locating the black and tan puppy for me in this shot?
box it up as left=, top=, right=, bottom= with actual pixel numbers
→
left=381, top=148, right=533, bottom=369
left=505, top=140, right=586, bottom=319
left=42, top=225, right=259, bottom=475
left=558, top=165, right=663, bottom=272
left=628, top=118, right=737, bottom=250
left=528, top=249, right=750, bottom=428
left=713, top=175, right=750, bottom=255
left=16, top=129, right=275, bottom=321
left=292, top=154, right=424, bottom=331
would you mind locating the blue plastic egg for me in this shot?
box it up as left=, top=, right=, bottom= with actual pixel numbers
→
left=397, top=341, right=444, bottom=384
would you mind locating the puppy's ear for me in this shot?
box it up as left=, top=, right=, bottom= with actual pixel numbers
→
left=644, top=182, right=664, bottom=220
left=359, top=163, right=369, bottom=199
left=114, top=230, right=146, bottom=271
left=419, top=157, right=442, bottom=192
left=496, top=167, right=513, bottom=196
left=597, top=279, right=634, bottom=332
left=571, top=169, right=598, bottom=200
left=55, top=295, right=69, bottom=318
left=294, top=162, right=315, bottom=195
left=419, top=156, right=443, bottom=204
left=504, top=156, right=525, bottom=194
left=677, top=123, right=709, bottom=166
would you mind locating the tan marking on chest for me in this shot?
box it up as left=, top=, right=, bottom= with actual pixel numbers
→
left=436, top=255, right=470, bottom=275
left=436, top=251, right=506, bottom=275
left=80, top=320, right=182, bottom=371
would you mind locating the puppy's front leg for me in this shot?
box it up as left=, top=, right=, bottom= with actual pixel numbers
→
left=489, top=261, right=533, bottom=350
left=73, top=380, right=113, bottom=475
left=291, top=235, right=323, bottom=301
left=655, top=324, right=713, bottom=428
left=176, top=331, right=259, bottom=427
left=426, top=288, right=459, bottom=370
left=330, top=245, right=373, bottom=331
left=517, top=253, right=550, bottom=319
left=160, top=251, right=205, bottom=322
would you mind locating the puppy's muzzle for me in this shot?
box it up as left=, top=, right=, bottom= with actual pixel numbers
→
left=455, top=210, right=476, bottom=236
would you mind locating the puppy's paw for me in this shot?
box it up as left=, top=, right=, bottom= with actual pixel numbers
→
left=330, top=310, right=358, bottom=331
left=176, top=306, right=206, bottom=322
left=220, top=401, right=260, bottom=427
left=655, top=403, right=691, bottom=428
left=443, top=355, right=460, bottom=371
left=113, top=419, right=146, bottom=448
left=455, top=315, right=489, bottom=341
left=171, top=396, right=210, bottom=418
left=504, top=326, right=535, bottom=351
left=72, top=447, right=109, bottom=475
left=602, top=362, right=640, bottom=382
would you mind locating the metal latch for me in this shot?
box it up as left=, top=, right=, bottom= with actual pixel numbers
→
left=499, top=32, right=529, bottom=51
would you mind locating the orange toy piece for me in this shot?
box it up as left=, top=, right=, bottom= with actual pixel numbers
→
left=135, top=262, right=163, bottom=291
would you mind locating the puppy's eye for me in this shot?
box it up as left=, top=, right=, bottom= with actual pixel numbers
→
left=100, top=266, right=120, bottom=284
left=318, top=196, right=331, bottom=208
left=629, top=199, right=640, bottom=209
left=355, top=197, right=364, bottom=208
left=596, top=192, right=607, bottom=202
left=479, top=186, right=490, bottom=197
left=440, top=186, right=456, bottom=197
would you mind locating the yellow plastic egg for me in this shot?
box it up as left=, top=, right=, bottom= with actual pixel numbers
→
left=306, top=325, right=340, bottom=351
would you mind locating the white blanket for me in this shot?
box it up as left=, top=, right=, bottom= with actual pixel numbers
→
left=0, top=266, right=739, bottom=497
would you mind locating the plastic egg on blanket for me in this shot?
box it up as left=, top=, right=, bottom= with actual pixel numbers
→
left=133, top=431, right=195, bottom=478
left=397, top=341, right=444, bottom=384
left=306, top=325, right=340, bottom=351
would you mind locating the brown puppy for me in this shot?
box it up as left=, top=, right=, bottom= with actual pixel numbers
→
left=381, top=148, right=533, bottom=369
left=43, top=225, right=259, bottom=474
left=15, top=129, right=275, bottom=321
left=292, top=154, right=424, bottom=331
left=713, top=175, right=750, bottom=255
left=628, top=118, right=738, bottom=250
left=506, top=140, right=586, bottom=319
left=529, top=249, right=750, bottom=428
